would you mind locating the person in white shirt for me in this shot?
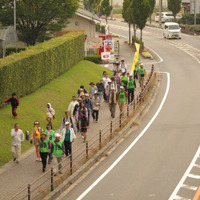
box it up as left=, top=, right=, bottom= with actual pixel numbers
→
left=68, top=96, right=78, bottom=117
left=11, top=123, right=24, bottom=163
left=102, top=73, right=111, bottom=101
left=120, top=59, right=127, bottom=74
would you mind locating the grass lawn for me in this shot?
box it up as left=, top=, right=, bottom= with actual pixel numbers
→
left=0, top=60, right=111, bottom=166
left=113, top=9, right=122, bottom=14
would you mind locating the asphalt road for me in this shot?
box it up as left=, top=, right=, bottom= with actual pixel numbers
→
left=59, top=21, right=200, bottom=200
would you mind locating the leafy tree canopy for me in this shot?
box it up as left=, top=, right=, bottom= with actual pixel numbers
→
left=167, top=0, right=182, bottom=20
left=0, top=0, right=79, bottom=46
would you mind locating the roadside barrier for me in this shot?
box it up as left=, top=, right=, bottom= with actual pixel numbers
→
left=10, top=65, right=155, bottom=200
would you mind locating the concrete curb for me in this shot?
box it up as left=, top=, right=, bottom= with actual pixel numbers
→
left=44, top=73, right=161, bottom=200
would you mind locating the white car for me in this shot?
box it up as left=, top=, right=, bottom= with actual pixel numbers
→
left=155, top=12, right=182, bottom=23
left=163, top=22, right=181, bottom=39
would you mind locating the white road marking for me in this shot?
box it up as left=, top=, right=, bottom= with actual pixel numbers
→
left=188, top=174, right=200, bottom=179
left=76, top=72, right=170, bottom=200
left=194, top=164, right=200, bottom=169
left=182, top=184, right=198, bottom=191
left=174, top=195, right=190, bottom=200
left=169, top=146, right=200, bottom=200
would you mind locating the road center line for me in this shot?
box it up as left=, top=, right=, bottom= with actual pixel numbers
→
left=169, top=146, right=200, bottom=200
left=76, top=72, right=170, bottom=200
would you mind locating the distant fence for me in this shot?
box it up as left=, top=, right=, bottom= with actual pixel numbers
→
left=10, top=65, right=155, bottom=200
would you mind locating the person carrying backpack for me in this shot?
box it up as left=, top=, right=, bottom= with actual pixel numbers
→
left=60, top=110, right=76, bottom=133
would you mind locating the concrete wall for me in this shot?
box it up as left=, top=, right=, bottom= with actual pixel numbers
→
left=155, top=0, right=168, bottom=8
left=67, top=15, right=96, bottom=38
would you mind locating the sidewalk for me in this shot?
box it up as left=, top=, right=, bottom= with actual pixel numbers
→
left=0, top=37, right=155, bottom=200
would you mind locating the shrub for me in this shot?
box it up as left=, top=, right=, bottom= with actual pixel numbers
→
left=85, top=55, right=101, bottom=63
left=6, top=47, right=26, bottom=56
left=182, top=12, right=200, bottom=25
left=96, top=24, right=101, bottom=32
left=0, top=32, right=85, bottom=105
left=100, top=25, right=105, bottom=34
left=190, top=25, right=200, bottom=32
left=132, top=36, right=144, bottom=52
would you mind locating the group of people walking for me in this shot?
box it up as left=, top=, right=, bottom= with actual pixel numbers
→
left=9, top=58, right=146, bottom=175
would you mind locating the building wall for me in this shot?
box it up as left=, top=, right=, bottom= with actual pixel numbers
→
left=190, top=0, right=200, bottom=14
left=66, top=15, right=96, bottom=38
left=155, top=0, right=168, bottom=8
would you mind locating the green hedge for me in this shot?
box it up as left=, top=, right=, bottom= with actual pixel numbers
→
left=0, top=32, right=85, bottom=105
left=6, top=47, right=26, bottom=56
left=85, top=55, right=101, bottom=63
left=100, top=25, right=105, bottom=34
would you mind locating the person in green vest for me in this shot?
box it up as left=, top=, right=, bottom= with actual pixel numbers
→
left=45, top=124, right=55, bottom=164
left=39, top=132, right=51, bottom=172
left=121, top=73, right=128, bottom=91
left=138, top=64, right=146, bottom=89
left=118, top=86, right=127, bottom=116
left=51, top=133, right=65, bottom=176
left=128, top=76, right=136, bottom=104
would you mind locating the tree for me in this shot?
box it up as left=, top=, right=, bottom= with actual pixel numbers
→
left=0, top=0, right=79, bottom=46
left=83, top=0, right=101, bottom=13
left=100, top=0, right=113, bottom=24
left=149, top=0, right=156, bottom=24
left=131, top=0, right=150, bottom=42
left=167, top=0, right=181, bottom=21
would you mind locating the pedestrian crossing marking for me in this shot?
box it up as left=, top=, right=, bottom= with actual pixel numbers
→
left=182, top=184, right=198, bottom=191
left=174, top=195, right=191, bottom=200
left=188, top=174, right=200, bottom=180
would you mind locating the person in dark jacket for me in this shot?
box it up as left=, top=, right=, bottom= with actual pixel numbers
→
left=4, top=93, right=19, bottom=118
left=80, top=111, right=88, bottom=143
left=77, top=85, right=87, bottom=97
left=96, top=79, right=104, bottom=102
left=83, top=94, right=93, bottom=126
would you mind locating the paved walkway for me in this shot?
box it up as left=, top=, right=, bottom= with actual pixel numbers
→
left=0, top=37, right=154, bottom=200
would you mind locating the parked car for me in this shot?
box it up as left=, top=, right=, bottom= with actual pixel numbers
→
left=155, top=12, right=182, bottom=23
left=163, top=22, right=181, bottom=39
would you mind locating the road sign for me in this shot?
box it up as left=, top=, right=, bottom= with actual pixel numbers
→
left=101, top=52, right=111, bottom=60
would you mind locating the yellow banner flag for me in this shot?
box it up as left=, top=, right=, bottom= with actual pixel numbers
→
left=131, top=43, right=140, bottom=74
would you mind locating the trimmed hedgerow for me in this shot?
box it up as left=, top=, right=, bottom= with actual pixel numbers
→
left=0, top=32, right=84, bottom=105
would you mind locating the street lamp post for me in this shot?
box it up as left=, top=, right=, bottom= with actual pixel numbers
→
left=159, top=0, right=163, bottom=27
left=194, top=0, right=196, bottom=25
left=14, top=0, right=17, bottom=52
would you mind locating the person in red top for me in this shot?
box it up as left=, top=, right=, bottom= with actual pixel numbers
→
left=4, top=93, right=19, bottom=118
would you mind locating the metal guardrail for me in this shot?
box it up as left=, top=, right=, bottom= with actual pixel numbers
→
left=10, top=65, right=155, bottom=200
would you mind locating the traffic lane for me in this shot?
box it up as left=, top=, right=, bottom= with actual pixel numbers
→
left=61, top=33, right=200, bottom=199
left=107, top=19, right=200, bottom=51
left=77, top=34, right=200, bottom=199
left=60, top=68, right=169, bottom=200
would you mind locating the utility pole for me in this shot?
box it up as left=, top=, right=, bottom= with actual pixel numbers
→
left=159, top=0, right=163, bottom=27
left=194, top=0, right=196, bottom=25
left=14, top=0, right=17, bottom=52
left=111, top=0, right=113, bottom=19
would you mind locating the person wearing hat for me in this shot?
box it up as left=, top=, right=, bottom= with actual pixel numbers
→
left=79, top=89, right=85, bottom=100
left=83, top=94, right=93, bottom=126
left=111, top=77, right=117, bottom=93
left=120, top=59, right=127, bottom=74
left=89, top=82, right=98, bottom=99
left=134, top=62, right=139, bottom=80
left=105, top=80, right=112, bottom=103
left=61, top=122, right=76, bottom=157
left=114, top=71, right=121, bottom=93
left=121, top=72, right=128, bottom=91
left=11, top=123, right=24, bottom=163
left=68, top=96, right=78, bottom=117
left=119, top=86, right=127, bottom=116
left=96, top=79, right=104, bottom=102
left=45, top=124, right=55, bottom=164
left=60, top=110, right=76, bottom=133
left=51, top=133, right=65, bottom=176
left=109, top=87, right=118, bottom=118
left=77, top=85, right=87, bottom=97
left=92, top=92, right=100, bottom=122
left=112, top=63, right=117, bottom=76
left=128, top=75, right=136, bottom=104
left=138, top=64, right=146, bottom=89
left=30, top=121, right=43, bottom=161
left=39, top=132, right=51, bottom=172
